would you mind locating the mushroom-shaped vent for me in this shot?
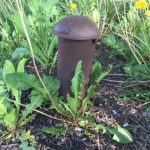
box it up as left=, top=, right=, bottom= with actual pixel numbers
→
left=53, top=15, right=100, bottom=40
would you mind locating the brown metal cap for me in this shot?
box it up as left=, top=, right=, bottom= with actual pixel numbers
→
left=53, top=15, right=100, bottom=40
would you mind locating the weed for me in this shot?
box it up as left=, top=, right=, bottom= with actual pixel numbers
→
left=0, top=0, right=140, bottom=146
left=0, top=59, right=37, bottom=131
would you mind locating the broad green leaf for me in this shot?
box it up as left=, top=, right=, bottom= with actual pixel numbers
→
left=6, top=72, right=44, bottom=118
left=4, top=108, right=16, bottom=130
left=31, top=40, right=48, bottom=64
left=2, top=23, right=10, bottom=38
left=61, top=102, right=74, bottom=117
left=42, top=76, right=60, bottom=102
left=70, top=61, right=84, bottom=100
left=28, top=15, right=34, bottom=27
left=91, top=62, right=102, bottom=84
left=48, top=36, right=58, bottom=58
left=2, top=61, right=20, bottom=119
left=80, top=96, right=92, bottom=115
left=11, top=88, right=20, bottom=118
left=42, top=126, right=65, bottom=139
left=67, top=61, right=85, bottom=116
left=113, top=125, right=133, bottom=144
left=103, top=34, right=116, bottom=47
left=12, top=47, right=31, bottom=60
left=91, top=63, right=112, bottom=85
left=42, top=127, right=54, bottom=134
left=2, top=61, right=20, bottom=114
left=41, top=0, right=59, bottom=51
left=17, top=58, right=29, bottom=73
left=51, top=51, right=58, bottom=68
left=42, top=0, right=59, bottom=13
left=86, top=85, right=95, bottom=99
left=80, top=85, right=95, bottom=115
left=29, top=89, right=48, bottom=102
left=0, top=80, right=7, bottom=95
left=20, top=95, right=43, bottom=123
left=12, top=12, right=31, bottom=38
left=0, top=97, right=7, bottom=116
left=67, top=94, right=78, bottom=115
left=28, top=0, right=39, bottom=15
left=127, top=6, right=137, bottom=22
left=6, top=73, right=42, bottom=91
left=12, top=47, right=47, bottom=69
left=3, top=60, right=15, bottom=83
left=131, top=64, right=150, bottom=74
left=43, top=76, right=60, bottom=94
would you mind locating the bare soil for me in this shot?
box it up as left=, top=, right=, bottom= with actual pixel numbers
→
left=0, top=42, right=150, bottom=150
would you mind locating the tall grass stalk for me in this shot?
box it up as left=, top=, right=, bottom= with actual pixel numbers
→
left=4, top=97, right=74, bottom=124
left=15, top=0, right=70, bottom=118
left=113, top=32, right=147, bottom=66
left=112, top=0, right=142, bottom=65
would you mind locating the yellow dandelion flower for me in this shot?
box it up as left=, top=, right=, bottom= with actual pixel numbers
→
left=135, top=0, right=148, bottom=9
left=145, top=10, right=150, bottom=16
left=70, top=3, right=77, bottom=9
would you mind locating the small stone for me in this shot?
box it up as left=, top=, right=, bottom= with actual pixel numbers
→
left=123, top=123, right=129, bottom=127
left=57, top=141, right=65, bottom=145
left=130, top=109, right=137, bottom=114
left=74, top=127, right=83, bottom=132
left=36, top=136, right=39, bottom=140
left=112, top=110, right=117, bottom=115
left=41, top=134, right=47, bottom=139
left=82, top=138, right=87, bottom=141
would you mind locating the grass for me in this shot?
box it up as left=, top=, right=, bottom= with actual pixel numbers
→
left=0, top=0, right=150, bottom=149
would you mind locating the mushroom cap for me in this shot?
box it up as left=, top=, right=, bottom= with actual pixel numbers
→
left=53, top=15, right=100, bottom=40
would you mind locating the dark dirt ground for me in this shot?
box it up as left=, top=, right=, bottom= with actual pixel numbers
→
left=0, top=42, right=150, bottom=150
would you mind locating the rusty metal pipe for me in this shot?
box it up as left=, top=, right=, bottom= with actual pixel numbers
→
left=53, top=15, right=100, bottom=101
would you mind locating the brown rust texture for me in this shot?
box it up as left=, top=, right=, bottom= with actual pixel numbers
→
left=54, top=15, right=99, bottom=101
left=53, top=15, right=100, bottom=40
left=57, top=37, right=96, bottom=101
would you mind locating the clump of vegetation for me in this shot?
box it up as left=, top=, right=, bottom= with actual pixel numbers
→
left=0, top=0, right=150, bottom=149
